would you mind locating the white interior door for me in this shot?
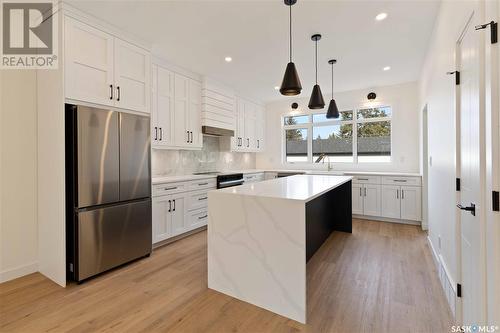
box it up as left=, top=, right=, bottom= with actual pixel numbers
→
left=458, top=12, right=486, bottom=325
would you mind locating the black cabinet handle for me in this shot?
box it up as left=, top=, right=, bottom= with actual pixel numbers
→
left=187, top=131, right=190, bottom=143
left=457, top=203, right=476, bottom=216
left=198, top=214, right=208, bottom=220
left=247, top=138, right=249, bottom=147
left=198, top=197, right=208, bottom=201
left=190, top=131, right=193, bottom=143
left=173, top=199, right=176, bottom=211
left=401, top=189, right=404, bottom=199
left=396, top=189, right=399, bottom=199
left=168, top=200, right=171, bottom=212
left=159, top=127, right=163, bottom=141
left=164, top=187, right=177, bottom=191
left=116, top=86, right=120, bottom=101
left=198, top=182, right=208, bottom=186
left=109, top=84, right=113, bottom=100
left=257, top=140, right=260, bottom=148
left=154, top=127, right=158, bottom=141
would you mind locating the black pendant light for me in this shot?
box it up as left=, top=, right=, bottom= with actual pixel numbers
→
left=326, top=59, right=340, bottom=119
left=308, top=34, right=325, bottom=109
left=280, top=0, right=302, bottom=96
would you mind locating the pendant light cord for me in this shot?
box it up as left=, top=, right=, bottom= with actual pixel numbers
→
left=289, top=4, right=292, bottom=63
left=315, top=40, right=318, bottom=84
left=331, top=63, right=334, bottom=96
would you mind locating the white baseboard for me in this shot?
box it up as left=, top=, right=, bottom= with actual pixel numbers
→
left=353, top=214, right=421, bottom=226
left=427, top=236, right=457, bottom=319
left=0, top=262, right=38, bottom=283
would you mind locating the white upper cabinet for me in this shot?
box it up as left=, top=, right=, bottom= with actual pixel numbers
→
left=65, top=17, right=114, bottom=107
left=113, top=38, right=150, bottom=112
left=231, top=97, right=265, bottom=152
left=152, top=65, right=174, bottom=146
left=152, top=64, right=202, bottom=150
left=188, top=80, right=203, bottom=148
left=64, top=16, right=151, bottom=113
left=174, top=74, right=189, bottom=147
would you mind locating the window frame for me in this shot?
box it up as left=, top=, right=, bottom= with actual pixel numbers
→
left=282, top=106, right=392, bottom=165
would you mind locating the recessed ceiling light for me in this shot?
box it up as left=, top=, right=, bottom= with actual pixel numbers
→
left=375, top=12, right=388, bottom=21
left=383, top=66, right=391, bottom=71
left=274, top=86, right=280, bottom=90
left=224, top=56, right=232, bottom=62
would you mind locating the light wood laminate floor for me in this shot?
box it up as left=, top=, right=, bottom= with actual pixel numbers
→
left=0, top=219, right=453, bottom=332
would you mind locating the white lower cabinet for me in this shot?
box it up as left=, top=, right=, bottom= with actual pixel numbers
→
left=152, top=179, right=215, bottom=245
left=351, top=174, right=422, bottom=223
left=352, top=183, right=381, bottom=216
left=381, top=185, right=422, bottom=221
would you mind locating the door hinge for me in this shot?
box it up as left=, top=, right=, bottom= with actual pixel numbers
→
left=456, top=178, right=461, bottom=191
left=493, top=191, right=499, bottom=211
left=475, top=21, right=498, bottom=44
left=457, top=284, right=462, bottom=297
left=446, top=71, right=460, bottom=85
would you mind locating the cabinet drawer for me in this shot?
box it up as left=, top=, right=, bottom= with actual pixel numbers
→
left=186, top=190, right=209, bottom=211
left=350, top=175, right=380, bottom=184
left=382, top=176, right=421, bottom=186
left=186, top=209, right=208, bottom=230
left=153, top=182, right=186, bottom=197
left=187, top=179, right=216, bottom=191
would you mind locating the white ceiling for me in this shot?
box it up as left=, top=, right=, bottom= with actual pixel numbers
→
left=68, top=0, right=440, bottom=103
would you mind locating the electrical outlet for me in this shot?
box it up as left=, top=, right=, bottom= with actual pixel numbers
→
left=438, top=235, right=441, bottom=249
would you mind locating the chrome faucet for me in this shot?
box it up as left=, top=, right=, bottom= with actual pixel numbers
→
left=315, top=153, right=333, bottom=171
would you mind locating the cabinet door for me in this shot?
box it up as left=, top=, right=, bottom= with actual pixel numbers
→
left=381, top=185, right=401, bottom=219
left=114, top=38, right=151, bottom=113
left=352, top=184, right=364, bottom=215
left=151, top=66, right=159, bottom=145
left=156, top=66, right=174, bottom=146
left=170, top=196, right=185, bottom=236
left=189, top=80, right=203, bottom=148
left=400, top=186, right=422, bottom=221
left=255, top=106, right=265, bottom=151
left=363, top=184, right=381, bottom=216
left=232, top=99, right=245, bottom=151
left=244, top=102, right=256, bottom=150
left=174, top=74, right=189, bottom=147
left=152, top=196, right=171, bottom=243
left=64, top=17, right=114, bottom=106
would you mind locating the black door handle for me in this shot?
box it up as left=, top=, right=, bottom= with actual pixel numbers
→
left=168, top=200, right=171, bottom=212
left=154, top=127, right=158, bottom=141
left=457, top=203, right=476, bottom=216
left=109, top=84, right=113, bottom=100
left=173, top=199, right=176, bottom=211
left=116, top=86, right=121, bottom=101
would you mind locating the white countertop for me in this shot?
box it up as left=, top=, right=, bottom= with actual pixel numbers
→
left=152, top=169, right=421, bottom=185
left=152, top=174, right=216, bottom=184
left=214, top=175, right=353, bottom=202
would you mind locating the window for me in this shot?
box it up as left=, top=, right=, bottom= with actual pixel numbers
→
left=283, top=107, right=391, bottom=164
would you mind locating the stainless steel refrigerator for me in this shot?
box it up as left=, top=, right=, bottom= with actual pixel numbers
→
left=65, top=104, right=152, bottom=282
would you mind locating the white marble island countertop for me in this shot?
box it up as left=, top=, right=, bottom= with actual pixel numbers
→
left=216, top=174, right=353, bottom=202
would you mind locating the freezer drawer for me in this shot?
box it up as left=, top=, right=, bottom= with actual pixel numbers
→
left=77, top=199, right=152, bottom=281
left=119, top=113, right=151, bottom=201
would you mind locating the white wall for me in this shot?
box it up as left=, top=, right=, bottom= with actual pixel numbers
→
left=418, top=0, right=478, bottom=298
left=257, top=81, right=420, bottom=173
left=0, top=70, right=39, bottom=282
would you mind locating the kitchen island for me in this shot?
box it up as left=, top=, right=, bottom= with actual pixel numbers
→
left=207, top=175, right=353, bottom=323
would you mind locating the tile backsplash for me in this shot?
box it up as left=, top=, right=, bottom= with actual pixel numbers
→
left=152, top=136, right=256, bottom=176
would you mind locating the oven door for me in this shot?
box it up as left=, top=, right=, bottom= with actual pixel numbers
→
left=217, top=179, right=244, bottom=189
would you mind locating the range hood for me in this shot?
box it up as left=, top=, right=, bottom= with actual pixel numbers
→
left=202, top=125, right=234, bottom=137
